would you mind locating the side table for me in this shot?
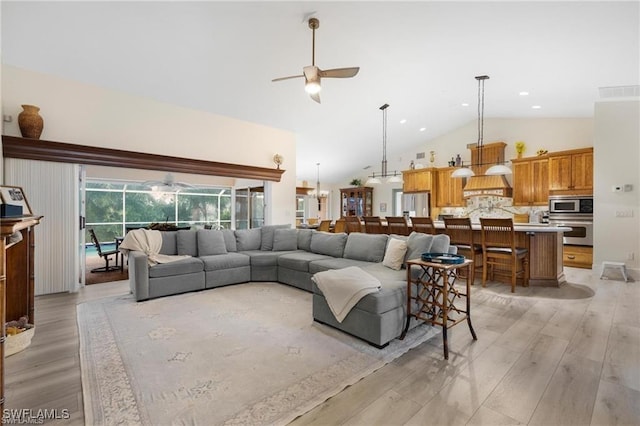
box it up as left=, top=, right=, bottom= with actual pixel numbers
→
left=400, top=258, right=477, bottom=359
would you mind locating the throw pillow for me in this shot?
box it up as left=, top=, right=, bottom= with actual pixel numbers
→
left=430, top=233, right=451, bottom=254
left=297, top=229, right=313, bottom=251
left=382, top=238, right=408, bottom=270
left=272, top=229, right=298, bottom=251
left=404, top=232, right=434, bottom=265
left=221, top=229, right=237, bottom=252
left=235, top=228, right=262, bottom=251
left=196, top=229, right=227, bottom=256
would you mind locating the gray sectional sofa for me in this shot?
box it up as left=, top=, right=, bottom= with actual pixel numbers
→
left=127, top=225, right=453, bottom=348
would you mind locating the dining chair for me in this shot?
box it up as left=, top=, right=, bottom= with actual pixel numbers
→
left=385, top=216, right=409, bottom=236
left=333, top=219, right=346, bottom=234
left=318, top=220, right=332, bottom=232
left=344, top=216, right=362, bottom=234
left=479, top=218, right=529, bottom=292
left=88, top=228, right=121, bottom=273
left=443, top=217, right=482, bottom=284
left=363, top=216, right=385, bottom=234
left=410, top=217, right=436, bottom=234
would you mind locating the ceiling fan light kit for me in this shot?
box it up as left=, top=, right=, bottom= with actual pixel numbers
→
left=272, top=17, right=359, bottom=103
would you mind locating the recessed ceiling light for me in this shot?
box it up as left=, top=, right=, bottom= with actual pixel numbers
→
left=519, top=91, right=529, bottom=96
left=419, top=127, right=426, bottom=132
left=400, top=119, right=407, bottom=124
left=532, top=105, right=541, bottom=109
left=461, top=103, right=469, bottom=107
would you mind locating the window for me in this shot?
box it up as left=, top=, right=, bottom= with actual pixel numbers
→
left=85, top=180, right=232, bottom=243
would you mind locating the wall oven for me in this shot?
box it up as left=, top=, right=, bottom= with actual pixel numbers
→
left=548, top=195, right=593, bottom=247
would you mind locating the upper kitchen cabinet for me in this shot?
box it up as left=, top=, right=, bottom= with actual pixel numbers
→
left=548, top=147, right=593, bottom=195
left=402, top=169, right=434, bottom=193
left=435, top=167, right=465, bottom=207
left=512, top=155, right=549, bottom=206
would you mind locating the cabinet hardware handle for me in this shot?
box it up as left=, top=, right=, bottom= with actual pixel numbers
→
left=567, top=255, right=576, bottom=259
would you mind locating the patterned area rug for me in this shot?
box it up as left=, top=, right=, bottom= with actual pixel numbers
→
left=78, top=282, right=438, bottom=425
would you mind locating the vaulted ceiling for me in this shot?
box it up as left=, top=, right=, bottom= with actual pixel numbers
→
left=2, top=1, right=638, bottom=183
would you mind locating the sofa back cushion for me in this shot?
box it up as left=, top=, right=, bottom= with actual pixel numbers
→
left=197, top=229, right=228, bottom=256
left=159, top=231, right=178, bottom=255
left=177, top=230, right=198, bottom=256
left=430, top=233, right=451, bottom=254
left=343, top=232, right=388, bottom=263
left=221, top=229, right=237, bottom=252
left=404, top=232, right=434, bottom=264
left=260, top=224, right=291, bottom=251
left=272, top=228, right=298, bottom=251
left=310, top=232, right=348, bottom=258
left=297, top=229, right=313, bottom=251
left=235, top=228, right=262, bottom=251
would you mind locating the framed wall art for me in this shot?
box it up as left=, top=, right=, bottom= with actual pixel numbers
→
left=0, top=186, right=32, bottom=216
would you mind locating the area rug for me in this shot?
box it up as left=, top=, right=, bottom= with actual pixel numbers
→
left=78, top=282, right=438, bottom=425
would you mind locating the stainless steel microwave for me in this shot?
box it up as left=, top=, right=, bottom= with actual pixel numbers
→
left=549, top=195, right=593, bottom=215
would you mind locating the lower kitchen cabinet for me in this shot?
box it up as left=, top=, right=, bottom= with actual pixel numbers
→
left=563, top=245, right=593, bottom=269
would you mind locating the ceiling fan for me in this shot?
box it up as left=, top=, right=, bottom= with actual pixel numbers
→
left=141, top=173, right=195, bottom=192
left=272, top=17, right=360, bottom=103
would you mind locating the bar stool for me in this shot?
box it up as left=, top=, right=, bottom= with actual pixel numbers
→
left=411, top=217, right=436, bottom=234
left=443, top=217, right=482, bottom=284
left=385, top=216, right=410, bottom=236
left=344, top=216, right=362, bottom=234
left=363, top=216, right=385, bottom=234
left=480, top=218, right=529, bottom=293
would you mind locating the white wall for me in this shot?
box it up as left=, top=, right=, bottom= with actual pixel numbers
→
left=593, top=100, right=640, bottom=278
left=1, top=65, right=297, bottom=226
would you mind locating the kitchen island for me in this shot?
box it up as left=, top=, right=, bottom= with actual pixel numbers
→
left=432, top=221, right=571, bottom=287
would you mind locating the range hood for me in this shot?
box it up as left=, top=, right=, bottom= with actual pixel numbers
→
left=462, top=141, right=512, bottom=198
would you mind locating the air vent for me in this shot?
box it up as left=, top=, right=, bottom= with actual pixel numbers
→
left=416, top=152, right=425, bottom=159
left=599, top=85, right=640, bottom=99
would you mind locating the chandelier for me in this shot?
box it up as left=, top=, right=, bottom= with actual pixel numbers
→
left=366, top=103, right=402, bottom=184
left=452, top=75, right=511, bottom=178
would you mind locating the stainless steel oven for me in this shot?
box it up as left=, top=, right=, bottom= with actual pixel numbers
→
left=548, top=216, right=593, bottom=246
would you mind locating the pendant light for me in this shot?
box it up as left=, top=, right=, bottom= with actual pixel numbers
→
left=366, top=103, right=402, bottom=184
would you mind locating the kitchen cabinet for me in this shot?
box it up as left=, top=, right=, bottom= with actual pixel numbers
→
left=563, top=245, right=593, bottom=269
left=548, top=147, right=593, bottom=195
left=512, top=156, right=549, bottom=206
left=340, top=187, right=373, bottom=217
left=402, top=169, right=434, bottom=193
left=435, top=167, right=465, bottom=207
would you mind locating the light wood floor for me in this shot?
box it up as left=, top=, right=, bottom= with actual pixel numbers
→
left=5, top=267, right=639, bottom=425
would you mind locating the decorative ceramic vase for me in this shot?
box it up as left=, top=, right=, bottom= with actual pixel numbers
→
left=18, top=105, right=44, bottom=139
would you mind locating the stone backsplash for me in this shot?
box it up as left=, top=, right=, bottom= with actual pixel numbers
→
left=439, top=196, right=548, bottom=223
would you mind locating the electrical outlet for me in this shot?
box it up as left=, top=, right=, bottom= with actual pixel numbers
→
left=628, top=252, right=635, bottom=261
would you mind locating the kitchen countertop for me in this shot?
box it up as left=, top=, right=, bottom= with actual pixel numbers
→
left=431, top=221, right=571, bottom=233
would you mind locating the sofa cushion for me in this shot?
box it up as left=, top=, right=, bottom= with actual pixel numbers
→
left=343, top=233, right=388, bottom=263
left=309, top=258, right=375, bottom=274
left=177, top=230, right=198, bottom=256
left=297, top=229, right=313, bottom=251
left=430, top=233, right=451, bottom=254
left=404, top=232, right=434, bottom=264
left=242, top=250, right=299, bottom=266
left=221, top=229, right=237, bottom=252
left=273, top=228, right=298, bottom=251
left=310, top=232, right=348, bottom=258
left=382, top=237, right=408, bottom=270
left=200, top=252, right=250, bottom=271
left=148, top=257, right=204, bottom=278
left=235, top=228, right=262, bottom=251
left=197, top=229, right=227, bottom=256
left=260, top=224, right=291, bottom=251
left=278, top=252, right=334, bottom=272
left=159, top=231, right=178, bottom=255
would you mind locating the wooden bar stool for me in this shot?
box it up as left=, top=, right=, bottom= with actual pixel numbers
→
left=385, top=216, right=409, bottom=236
left=443, top=217, right=482, bottom=284
left=480, top=218, right=529, bottom=292
left=363, top=216, right=385, bottom=234
left=411, top=217, right=436, bottom=234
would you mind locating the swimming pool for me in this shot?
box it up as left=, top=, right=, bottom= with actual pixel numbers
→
left=85, top=242, right=117, bottom=257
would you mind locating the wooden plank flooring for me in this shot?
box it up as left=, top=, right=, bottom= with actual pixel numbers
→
left=5, top=268, right=640, bottom=425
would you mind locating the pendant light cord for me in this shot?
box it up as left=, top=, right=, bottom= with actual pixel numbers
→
left=475, top=75, right=489, bottom=166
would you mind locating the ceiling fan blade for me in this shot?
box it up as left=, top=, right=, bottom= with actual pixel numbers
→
left=272, top=75, right=304, bottom=82
left=309, top=92, right=321, bottom=104
left=319, top=67, right=360, bottom=78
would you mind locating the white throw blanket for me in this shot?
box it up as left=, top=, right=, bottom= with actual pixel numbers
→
left=312, top=266, right=381, bottom=323
left=118, top=229, right=190, bottom=266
